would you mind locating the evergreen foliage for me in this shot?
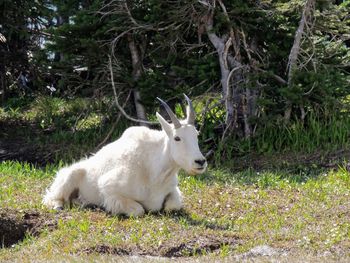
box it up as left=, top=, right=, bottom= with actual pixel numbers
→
left=1, top=0, right=349, bottom=153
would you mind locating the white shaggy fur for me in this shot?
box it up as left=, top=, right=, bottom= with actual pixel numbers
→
left=43, top=105, right=207, bottom=216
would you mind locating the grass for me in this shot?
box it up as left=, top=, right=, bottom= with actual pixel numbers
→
left=2, top=95, right=350, bottom=261
left=253, top=114, right=350, bottom=153
left=1, top=161, right=350, bottom=261
left=0, top=96, right=129, bottom=163
left=3, top=96, right=350, bottom=163
left=207, top=113, right=350, bottom=167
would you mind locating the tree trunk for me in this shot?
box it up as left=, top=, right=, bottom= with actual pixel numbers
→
left=127, top=34, right=148, bottom=126
left=204, top=12, right=232, bottom=130
left=204, top=9, right=248, bottom=138
left=0, top=62, right=5, bottom=104
left=284, top=0, right=315, bottom=123
left=54, top=14, right=68, bottom=62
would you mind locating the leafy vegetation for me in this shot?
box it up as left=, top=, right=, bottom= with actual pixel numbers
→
left=0, top=96, right=129, bottom=162
left=1, top=96, right=350, bottom=166
left=2, top=0, right=349, bottom=137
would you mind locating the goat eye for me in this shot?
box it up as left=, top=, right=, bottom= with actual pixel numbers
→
left=174, top=136, right=181, bottom=142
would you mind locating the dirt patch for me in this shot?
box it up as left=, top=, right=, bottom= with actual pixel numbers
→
left=160, top=236, right=233, bottom=257
left=81, top=245, right=132, bottom=256
left=0, top=210, right=57, bottom=248
left=81, top=236, right=237, bottom=258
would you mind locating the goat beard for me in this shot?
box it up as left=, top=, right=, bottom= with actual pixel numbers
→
left=188, top=168, right=206, bottom=176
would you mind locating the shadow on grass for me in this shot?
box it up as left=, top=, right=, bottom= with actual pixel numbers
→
left=80, top=205, right=231, bottom=231
left=191, top=161, right=346, bottom=186
left=166, top=209, right=231, bottom=230
left=0, top=115, right=128, bottom=166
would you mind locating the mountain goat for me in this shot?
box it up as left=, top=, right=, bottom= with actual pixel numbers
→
left=43, top=95, right=207, bottom=216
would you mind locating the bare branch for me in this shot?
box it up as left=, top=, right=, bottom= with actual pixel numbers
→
left=304, top=82, right=316, bottom=95
left=287, top=0, right=316, bottom=84
left=223, top=37, right=232, bottom=70
left=95, top=90, right=132, bottom=151
left=203, top=10, right=224, bottom=51
left=217, top=0, right=239, bottom=58
left=108, top=56, right=158, bottom=125
left=123, top=1, right=139, bottom=27
left=284, top=0, right=316, bottom=123
left=254, top=67, right=287, bottom=85
left=226, top=66, right=245, bottom=94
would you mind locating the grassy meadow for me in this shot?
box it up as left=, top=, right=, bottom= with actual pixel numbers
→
left=1, top=96, right=350, bottom=262
left=1, top=161, right=350, bottom=262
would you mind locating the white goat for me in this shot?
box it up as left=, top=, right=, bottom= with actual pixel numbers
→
left=43, top=95, right=207, bottom=216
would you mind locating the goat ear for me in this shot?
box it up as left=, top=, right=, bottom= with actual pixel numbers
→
left=156, top=112, right=173, bottom=136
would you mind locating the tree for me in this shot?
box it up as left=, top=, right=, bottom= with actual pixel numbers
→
left=40, top=0, right=112, bottom=96
left=0, top=0, right=45, bottom=100
left=284, top=0, right=316, bottom=122
left=2, top=0, right=348, bottom=147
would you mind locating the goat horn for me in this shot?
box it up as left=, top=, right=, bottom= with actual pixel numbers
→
left=157, top=97, right=181, bottom=129
left=183, top=94, right=196, bottom=125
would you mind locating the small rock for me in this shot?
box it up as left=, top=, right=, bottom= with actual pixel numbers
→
left=236, top=245, right=280, bottom=259
left=249, top=245, right=277, bottom=256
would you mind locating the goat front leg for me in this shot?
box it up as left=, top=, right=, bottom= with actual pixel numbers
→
left=164, top=187, right=183, bottom=212
left=103, top=194, right=145, bottom=217
left=99, top=170, right=145, bottom=217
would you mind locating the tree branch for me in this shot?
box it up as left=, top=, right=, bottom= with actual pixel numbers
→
left=95, top=90, right=132, bottom=151
left=108, top=56, right=158, bottom=125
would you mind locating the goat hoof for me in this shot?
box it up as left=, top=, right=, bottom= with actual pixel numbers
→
left=54, top=206, right=64, bottom=211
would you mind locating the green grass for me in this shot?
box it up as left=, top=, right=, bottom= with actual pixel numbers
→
left=206, top=113, right=350, bottom=167
left=4, top=96, right=350, bottom=162
left=0, top=96, right=129, bottom=163
left=254, top=114, right=350, bottom=153
left=1, top=161, right=350, bottom=261
left=2, top=96, right=350, bottom=261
